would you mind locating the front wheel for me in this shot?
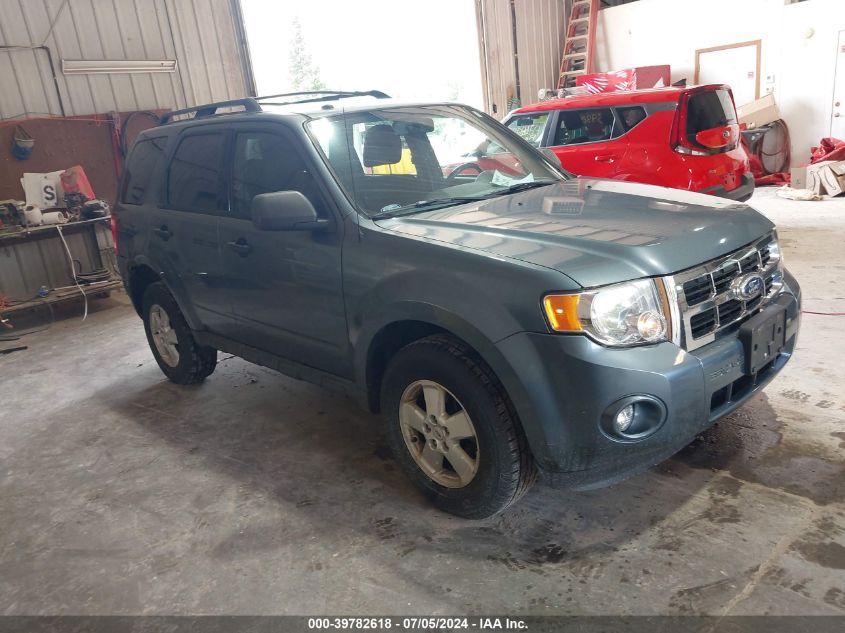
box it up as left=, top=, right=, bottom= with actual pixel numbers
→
left=142, top=282, right=217, bottom=384
left=381, top=335, right=536, bottom=518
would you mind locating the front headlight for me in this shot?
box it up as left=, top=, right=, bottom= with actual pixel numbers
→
left=543, top=279, right=671, bottom=346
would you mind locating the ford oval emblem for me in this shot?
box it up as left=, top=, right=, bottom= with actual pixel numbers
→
left=731, top=273, right=765, bottom=301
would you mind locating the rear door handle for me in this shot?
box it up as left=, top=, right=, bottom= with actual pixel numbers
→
left=153, top=225, right=172, bottom=240
left=594, top=153, right=618, bottom=162
left=226, top=238, right=252, bottom=256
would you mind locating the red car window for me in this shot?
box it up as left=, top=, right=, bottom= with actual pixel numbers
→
left=616, top=106, right=648, bottom=132
left=552, top=108, right=616, bottom=146
left=505, top=113, right=549, bottom=147
left=685, top=89, right=737, bottom=148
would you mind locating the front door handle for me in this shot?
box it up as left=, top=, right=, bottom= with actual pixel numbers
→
left=153, top=225, right=172, bottom=240
left=226, top=238, right=252, bottom=256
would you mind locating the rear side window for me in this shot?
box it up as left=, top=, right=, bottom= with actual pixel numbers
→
left=552, top=108, right=617, bottom=145
left=121, top=136, right=166, bottom=205
left=505, top=113, right=549, bottom=147
left=616, top=106, right=647, bottom=132
left=685, top=89, right=737, bottom=143
left=167, top=133, right=225, bottom=213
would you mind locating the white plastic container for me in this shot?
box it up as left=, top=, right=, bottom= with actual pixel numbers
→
left=40, top=210, right=68, bottom=225
left=23, top=204, right=42, bottom=226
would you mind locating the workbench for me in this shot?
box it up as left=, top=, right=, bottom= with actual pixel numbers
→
left=0, top=217, right=122, bottom=315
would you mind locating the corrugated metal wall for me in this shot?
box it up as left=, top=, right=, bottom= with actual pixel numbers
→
left=476, top=0, right=568, bottom=118
left=0, top=0, right=252, bottom=119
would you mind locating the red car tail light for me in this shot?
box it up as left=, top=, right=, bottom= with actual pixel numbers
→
left=672, top=86, right=740, bottom=156
left=695, top=123, right=740, bottom=150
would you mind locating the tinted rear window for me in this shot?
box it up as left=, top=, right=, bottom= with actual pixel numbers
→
left=552, top=108, right=617, bottom=145
left=167, top=133, right=225, bottom=213
left=686, top=89, right=737, bottom=142
left=616, top=106, right=647, bottom=132
left=121, top=136, right=166, bottom=205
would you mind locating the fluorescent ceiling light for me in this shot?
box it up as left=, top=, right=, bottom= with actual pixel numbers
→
left=61, top=59, right=177, bottom=74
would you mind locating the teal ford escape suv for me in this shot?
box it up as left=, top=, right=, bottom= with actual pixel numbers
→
left=116, top=91, right=801, bottom=518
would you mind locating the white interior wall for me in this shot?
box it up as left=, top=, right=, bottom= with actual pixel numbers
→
left=595, top=0, right=845, bottom=166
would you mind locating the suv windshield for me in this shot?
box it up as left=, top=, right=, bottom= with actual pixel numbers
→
left=307, top=105, right=562, bottom=217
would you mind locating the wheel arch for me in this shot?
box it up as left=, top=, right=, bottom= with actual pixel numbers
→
left=357, top=306, right=531, bottom=424
left=126, top=262, right=202, bottom=330
left=127, top=263, right=160, bottom=317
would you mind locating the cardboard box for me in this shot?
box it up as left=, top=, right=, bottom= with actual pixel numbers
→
left=737, top=94, right=782, bottom=129
left=820, top=162, right=845, bottom=197
left=806, top=161, right=834, bottom=195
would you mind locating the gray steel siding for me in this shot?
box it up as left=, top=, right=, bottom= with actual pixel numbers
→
left=476, top=0, right=567, bottom=118
left=514, top=0, right=566, bottom=107
left=0, top=0, right=250, bottom=119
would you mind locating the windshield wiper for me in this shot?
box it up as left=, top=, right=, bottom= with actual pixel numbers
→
left=373, top=196, right=486, bottom=219
left=489, top=180, right=557, bottom=195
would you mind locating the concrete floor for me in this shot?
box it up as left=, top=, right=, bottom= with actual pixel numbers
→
left=1, top=187, right=844, bottom=616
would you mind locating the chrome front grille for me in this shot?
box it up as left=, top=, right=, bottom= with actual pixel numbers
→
left=665, top=233, right=783, bottom=351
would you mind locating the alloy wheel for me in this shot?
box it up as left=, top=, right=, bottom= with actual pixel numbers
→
left=149, top=304, right=180, bottom=368
left=398, top=380, right=479, bottom=488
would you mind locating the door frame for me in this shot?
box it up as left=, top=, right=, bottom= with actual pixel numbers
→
left=694, top=40, right=762, bottom=101
left=831, top=30, right=845, bottom=136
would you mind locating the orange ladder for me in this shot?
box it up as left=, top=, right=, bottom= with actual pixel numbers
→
left=557, top=0, right=599, bottom=91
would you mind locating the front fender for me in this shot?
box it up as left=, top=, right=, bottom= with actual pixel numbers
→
left=349, top=267, right=553, bottom=460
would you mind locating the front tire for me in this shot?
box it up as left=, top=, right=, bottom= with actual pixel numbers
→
left=142, top=282, right=217, bottom=384
left=381, top=335, right=535, bottom=518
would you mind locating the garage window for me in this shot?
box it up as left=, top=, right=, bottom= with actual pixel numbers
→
left=121, top=136, right=166, bottom=205
left=167, top=133, right=225, bottom=213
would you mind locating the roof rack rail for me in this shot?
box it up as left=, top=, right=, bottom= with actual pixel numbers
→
left=160, top=97, right=262, bottom=125
left=256, top=89, right=390, bottom=106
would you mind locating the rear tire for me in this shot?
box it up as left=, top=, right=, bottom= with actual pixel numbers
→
left=381, top=334, right=535, bottom=518
left=142, top=282, right=217, bottom=384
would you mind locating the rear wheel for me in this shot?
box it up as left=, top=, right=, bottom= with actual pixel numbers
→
left=142, top=282, right=217, bottom=384
left=381, top=335, right=535, bottom=518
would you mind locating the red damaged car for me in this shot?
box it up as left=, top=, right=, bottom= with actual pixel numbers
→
left=501, top=84, right=754, bottom=201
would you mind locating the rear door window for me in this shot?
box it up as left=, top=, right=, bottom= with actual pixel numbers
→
left=505, top=113, right=549, bottom=147
left=552, top=108, right=617, bottom=145
left=121, top=136, right=166, bottom=205
left=167, top=133, right=226, bottom=213
left=616, top=106, right=648, bottom=132
left=685, top=89, right=737, bottom=143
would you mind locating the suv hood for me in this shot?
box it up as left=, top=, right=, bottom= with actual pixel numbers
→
left=374, top=178, right=774, bottom=288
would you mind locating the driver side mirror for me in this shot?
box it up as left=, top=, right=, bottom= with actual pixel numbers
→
left=251, top=191, right=330, bottom=231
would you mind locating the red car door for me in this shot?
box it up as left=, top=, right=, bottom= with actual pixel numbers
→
left=546, top=107, right=624, bottom=179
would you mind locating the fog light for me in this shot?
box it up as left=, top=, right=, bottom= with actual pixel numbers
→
left=614, top=404, right=635, bottom=433
left=637, top=310, right=666, bottom=341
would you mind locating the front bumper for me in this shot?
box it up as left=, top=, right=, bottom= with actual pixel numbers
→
left=495, top=271, right=800, bottom=489
left=701, top=172, right=755, bottom=202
